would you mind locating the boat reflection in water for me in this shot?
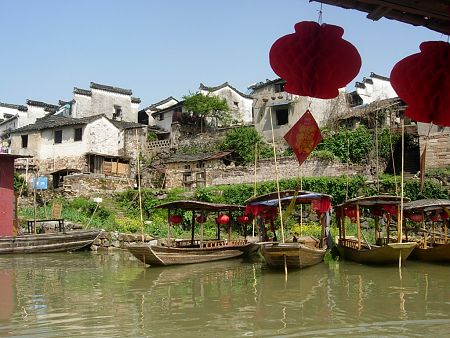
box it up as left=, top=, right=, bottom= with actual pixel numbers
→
left=2, top=251, right=450, bottom=336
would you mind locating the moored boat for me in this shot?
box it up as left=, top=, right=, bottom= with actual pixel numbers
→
left=0, top=229, right=100, bottom=254
left=403, top=198, right=450, bottom=262
left=245, top=190, right=333, bottom=269
left=128, top=200, right=260, bottom=266
left=335, top=195, right=416, bottom=265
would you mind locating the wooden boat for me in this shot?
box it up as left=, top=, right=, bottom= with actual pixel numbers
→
left=245, top=190, right=333, bottom=269
left=128, top=200, right=260, bottom=266
left=403, top=198, right=450, bottom=262
left=335, top=195, right=416, bottom=265
left=0, top=229, right=100, bottom=254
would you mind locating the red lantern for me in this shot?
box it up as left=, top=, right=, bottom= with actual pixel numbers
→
left=237, top=215, right=250, bottom=224
left=269, top=21, right=361, bottom=99
left=441, top=211, right=449, bottom=220
left=383, top=205, right=397, bottom=216
left=344, top=207, right=357, bottom=220
left=408, top=213, right=424, bottom=223
left=311, top=197, right=332, bottom=213
left=430, top=213, right=442, bottom=222
left=390, top=41, right=450, bottom=127
left=169, top=214, right=182, bottom=224
left=217, top=214, right=230, bottom=225
left=195, top=215, right=207, bottom=224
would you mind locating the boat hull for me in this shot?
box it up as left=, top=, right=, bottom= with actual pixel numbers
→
left=0, top=230, right=100, bottom=254
left=260, top=242, right=326, bottom=269
left=337, top=242, right=417, bottom=265
left=127, top=244, right=244, bottom=266
left=410, top=243, right=450, bottom=262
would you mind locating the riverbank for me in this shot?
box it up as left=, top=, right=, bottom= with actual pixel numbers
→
left=91, top=231, right=155, bottom=251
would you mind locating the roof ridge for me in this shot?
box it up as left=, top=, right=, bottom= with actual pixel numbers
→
left=90, top=82, right=132, bottom=96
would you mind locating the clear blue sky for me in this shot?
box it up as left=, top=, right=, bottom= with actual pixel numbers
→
left=0, top=0, right=444, bottom=108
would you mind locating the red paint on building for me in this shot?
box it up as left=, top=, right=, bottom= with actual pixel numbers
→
left=0, top=154, right=22, bottom=237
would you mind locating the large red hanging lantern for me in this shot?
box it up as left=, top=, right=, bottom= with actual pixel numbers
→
left=217, top=214, right=230, bottom=225
left=344, top=207, right=357, bottom=221
left=311, top=197, right=332, bottom=213
left=195, top=215, right=207, bottom=224
left=407, top=213, right=424, bottom=223
left=441, top=211, right=449, bottom=220
left=430, top=213, right=442, bottom=222
left=237, top=215, right=250, bottom=224
left=169, top=214, right=182, bottom=224
left=383, top=205, right=397, bottom=216
left=269, top=21, right=361, bottom=99
left=390, top=41, right=450, bottom=126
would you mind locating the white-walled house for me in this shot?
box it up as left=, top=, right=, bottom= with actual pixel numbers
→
left=199, top=82, right=253, bottom=124
left=71, top=82, right=141, bottom=122
left=350, top=72, right=398, bottom=106
left=10, top=114, right=147, bottom=187
left=138, top=96, right=179, bottom=126
left=0, top=100, right=59, bottom=153
left=248, top=78, right=347, bottom=144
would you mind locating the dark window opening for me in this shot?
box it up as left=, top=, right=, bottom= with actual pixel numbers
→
left=74, top=127, right=82, bottom=141
left=54, top=130, right=63, bottom=144
left=275, top=108, right=289, bottom=126
left=184, top=164, right=191, bottom=170
left=274, top=83, right=285, bottom=93
left=113, top=106, right=122, bottom=120
left=196, top=162, right=205, bottom=168
left=21, top=135, right=28, bottom=148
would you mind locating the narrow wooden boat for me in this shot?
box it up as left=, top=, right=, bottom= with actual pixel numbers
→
left=127, top=243, right=243, bottom=266
left=403, top=199, right=450, bottom=262
left=245, top=190, right=333, bottom=270
left=335, top=195, right=417, bottom=265
left=0, top=229, right=100, bottom=254
left=261, top=240, right=327, bottom=269
left=128, top=200, right=260, bottom=266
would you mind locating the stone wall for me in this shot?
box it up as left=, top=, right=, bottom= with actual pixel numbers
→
left=63, top=173, right=133, bottom=196
left=420, top=133, right=450, bottom=170
left=210, top=156, right=372, bottom=186
left=91, top=231, right=154, bottom=251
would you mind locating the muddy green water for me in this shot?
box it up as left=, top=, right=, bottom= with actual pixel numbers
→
left=0, top=251, right=449, bottom=337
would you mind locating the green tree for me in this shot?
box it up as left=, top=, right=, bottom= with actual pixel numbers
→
left=220, top=126, right=272, bottom=164
left=183, top=92, right=231, bottom=132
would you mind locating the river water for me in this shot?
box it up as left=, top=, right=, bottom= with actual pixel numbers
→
left=0, top=251, right=449, bottom=337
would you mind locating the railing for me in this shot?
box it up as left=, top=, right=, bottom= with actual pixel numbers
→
left=147, top=139, right=171, bottom=150
left=339, top=238, right=360, bottom=249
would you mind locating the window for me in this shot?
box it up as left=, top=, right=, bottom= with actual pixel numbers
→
left=196, top=162, right=205, bottom=169
left=275, top=108, right=289, bottom=126
left=113, top=106, right=122, bottom=120
left=233, top=101, right=239, bottom=107
left=21, top=135, right=28, bottom=148
left=184, top=164, right=191, bottom=170
left=54, top=130, right=62, bottom=144
left=157, top=113, right=164, bottom=121
left=274, top=83, right=285, bottom=93
left=74, top=127, right=82, bottom=141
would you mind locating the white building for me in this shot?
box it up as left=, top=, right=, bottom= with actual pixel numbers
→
left=70, top=82, right=141, bottom=122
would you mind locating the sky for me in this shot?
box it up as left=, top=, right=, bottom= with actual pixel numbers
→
left=0, top=0, right=445, bottom=109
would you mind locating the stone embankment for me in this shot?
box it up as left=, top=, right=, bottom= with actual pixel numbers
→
left=91, top=231, right=155, bottom=251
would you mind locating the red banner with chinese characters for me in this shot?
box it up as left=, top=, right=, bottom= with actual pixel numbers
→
left=284, top=110, right=322, bottom=165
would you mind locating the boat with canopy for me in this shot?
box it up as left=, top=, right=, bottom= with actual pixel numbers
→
left=245, top=190, right=332, bottom=269
left=335, top=195, right=417, bottom=264
left=127, top=200, right=260, bottom=266
left=403, top=199, right=450, bottom=262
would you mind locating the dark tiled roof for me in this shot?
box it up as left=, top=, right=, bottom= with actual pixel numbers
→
left=355, top=82, right=366, bottom=89
left=58, top=99, right=75, bottom=106
left=363, top=78, right=373, bottom=84
left=339, top=97, right=405, bottom=119
left=370, top=72, right=390, bottom=81
left=11, top=115, right=101, bottom=134
left=74, top=87, right=92, bottom=96
left=26, top=100, right=59, bottom=110
left=247, top=78, right=285, bottom=91
left=151, top=101, right=184, bottom=116
left=144, top=96, right=179, bottom=111
left=110, top=120, right=146, bottom=130
left=199, top=82, right=252, bottom=99
left=131, top=97, right=141, bottom=104
left=0, top=102, right=28, bottom=111
left=90, top=82, right=132, bottom=96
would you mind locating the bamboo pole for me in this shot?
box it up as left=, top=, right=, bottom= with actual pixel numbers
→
left=268, top=109, right=285, bottom=244
left=190, top=212, right=195, bottom=246
left=356, top=204, right=361, bottom=250
left=252, top=143, right=258, bottom=238
left=167, top=209, right=171, bottom=246
left=136, top=129, right=144, bottom=242
left=399, top=117, right=405, bottom=243
left=445, top=219, right=448, bottom=244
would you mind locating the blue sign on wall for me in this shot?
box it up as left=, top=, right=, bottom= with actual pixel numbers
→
left=31, top=176, right=48, bottom=190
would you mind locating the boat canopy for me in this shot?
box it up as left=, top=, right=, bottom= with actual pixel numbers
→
left=245, top=190, right=332, bottom=206
left=403, top=199, right=450, bottom=213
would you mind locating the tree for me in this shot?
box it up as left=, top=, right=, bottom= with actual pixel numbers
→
left=220, top=126, right=273, bottom=164
left=182, top=92, right=231, bottom=132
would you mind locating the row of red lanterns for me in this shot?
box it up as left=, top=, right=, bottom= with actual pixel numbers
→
left=168, top=213, right=251, bottom=225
